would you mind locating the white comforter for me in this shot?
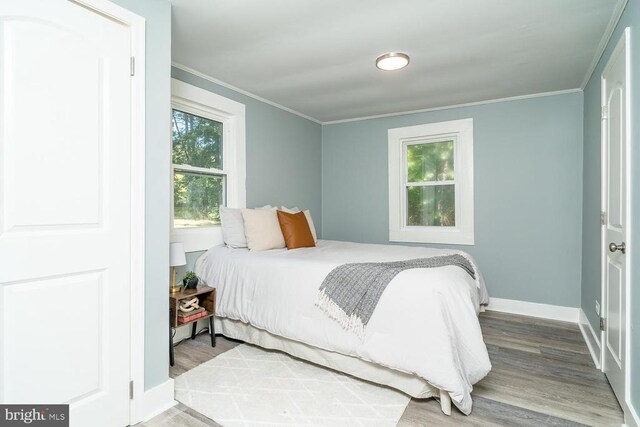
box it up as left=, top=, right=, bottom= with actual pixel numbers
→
left=195, top=240, right=491, bottom=414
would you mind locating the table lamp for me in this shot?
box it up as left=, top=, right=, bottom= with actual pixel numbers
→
left=169, top=242, right=186, bottom=294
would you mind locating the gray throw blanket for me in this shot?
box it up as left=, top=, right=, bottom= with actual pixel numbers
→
left=315, top=254, right=476, bottom=336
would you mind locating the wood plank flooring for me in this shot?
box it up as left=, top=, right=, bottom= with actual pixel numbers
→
left=140, top=312, right=623, bottom=427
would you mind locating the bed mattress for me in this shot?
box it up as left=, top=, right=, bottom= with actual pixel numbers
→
left=195, top=240, right=491, bottom=414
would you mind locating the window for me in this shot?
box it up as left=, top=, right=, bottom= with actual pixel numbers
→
left=172, top=110, right=225, bottom=228
left=171, top=79, right=246, bottom=251
left=388, top=119, right=474, bottom=245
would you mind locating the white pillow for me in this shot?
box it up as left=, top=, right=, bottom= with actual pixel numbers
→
left=242, top=208, right=286, bottom=250
left=220, top=207, right=247, bottom=248
left=220, top=205, right=274, bottom=248
left=280, top=206, right=318, bottom=243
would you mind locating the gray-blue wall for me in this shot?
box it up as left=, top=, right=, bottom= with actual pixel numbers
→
left=322, top=93, right=584, bottom=307
left=110, top=0, right=171, bottom=391
left=581, top=0, right=640, bottom=413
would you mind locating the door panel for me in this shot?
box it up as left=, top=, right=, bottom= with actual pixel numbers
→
left=606, top=260, right=622, bottom=364
left=606, top=88, right=623, bottom=230
left=0, top=1, right=132, bottom=426
left=602, top=30, right=627, bottom=407
left=4, top=272, right=104, bottom=403
left=2, top=18, right=102, bottom=229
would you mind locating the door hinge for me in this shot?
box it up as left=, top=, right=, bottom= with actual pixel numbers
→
left=130, top=56, right=135, bottom=77
left=601, top=105, right=608, bottom=120
left=601, top=211, right=607, bottom=225
left=600, top=317, right=606, bottom=331
left=129, top=380, right=134, bottom=399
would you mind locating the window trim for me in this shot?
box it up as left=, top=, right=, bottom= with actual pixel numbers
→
left=388, top=118, right=474, bottom=245
left=170, top=79, right=246, bottom=252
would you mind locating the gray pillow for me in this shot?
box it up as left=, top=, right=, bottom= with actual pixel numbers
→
left=220, top=207, right=247, bottom=248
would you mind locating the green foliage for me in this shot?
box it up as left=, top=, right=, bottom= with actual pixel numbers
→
left=174, top=172, right=223, bottom=226
left=406, top=140, right=455, bottom=227
left=172, top=110, right=224, bottom=227
left=407, top=185, right=455, bottom=226
left=407, top=140, right=454, bottom=182
left=172, top=110, right=222, bottom=169
left=183, top=271, right=196, bottom=281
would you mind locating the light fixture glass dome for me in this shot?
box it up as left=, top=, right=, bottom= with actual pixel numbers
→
left=376, top=52, right=410, bottom=71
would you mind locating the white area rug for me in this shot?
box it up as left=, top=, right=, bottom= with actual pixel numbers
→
left=174, top=344, right=410, bottom=427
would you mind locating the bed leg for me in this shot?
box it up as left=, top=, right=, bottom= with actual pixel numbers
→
left=439, top=389, right=452, bottom=416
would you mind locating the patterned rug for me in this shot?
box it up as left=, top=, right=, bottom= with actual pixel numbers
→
left=174, top=344, right=410, bottom=426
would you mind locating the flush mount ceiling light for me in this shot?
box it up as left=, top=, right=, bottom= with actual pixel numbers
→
left=376, top=52, right=410, bottom=71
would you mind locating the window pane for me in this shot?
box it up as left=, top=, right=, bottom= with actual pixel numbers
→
left=174, top=171, right=224, bottom=228
left=172, top=110, right=223, bottom=169
left=407, top=140, right=454, bottom=182
left=407, top=185, right=455, bottom=226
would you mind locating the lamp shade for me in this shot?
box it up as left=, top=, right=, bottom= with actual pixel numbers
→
left=169, top=242, right=186, bottom=267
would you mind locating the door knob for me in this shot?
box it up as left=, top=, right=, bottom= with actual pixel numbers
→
left=609, top=242, right=626, bottom=254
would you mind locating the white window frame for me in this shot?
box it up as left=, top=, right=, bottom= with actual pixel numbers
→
left=388, top=118, right=474, bottom=245
left=170, top=79, right=246, bottom=252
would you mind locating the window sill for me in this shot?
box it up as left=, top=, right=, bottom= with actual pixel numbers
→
left=172, top=226, right=224, bottom=253
left=389, top=228, right=475, bottom=245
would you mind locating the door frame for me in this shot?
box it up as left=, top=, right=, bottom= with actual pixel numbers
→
left=71, top=0, right=146, bottom=424
left=599, top=26, right=631, bottom=413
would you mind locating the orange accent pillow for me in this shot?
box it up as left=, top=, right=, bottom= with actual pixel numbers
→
left=276, top=210, right=316, bottom=250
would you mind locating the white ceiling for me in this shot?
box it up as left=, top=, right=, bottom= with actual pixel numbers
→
left=171, top=0, right=621, bottom=123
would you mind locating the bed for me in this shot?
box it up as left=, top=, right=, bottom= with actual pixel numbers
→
left=195, top=239, right=491, bottom=415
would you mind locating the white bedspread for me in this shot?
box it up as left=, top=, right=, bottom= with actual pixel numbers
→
left=195, top=240, right=491, bottom=414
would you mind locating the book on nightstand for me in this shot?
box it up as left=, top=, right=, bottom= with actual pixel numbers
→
left=178, top=310, right=208, bottom=324
left=178, top=306, right=205, bottom=316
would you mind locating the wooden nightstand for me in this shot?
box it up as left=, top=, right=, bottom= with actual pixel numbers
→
left=169, top=286, right=216, bottom=366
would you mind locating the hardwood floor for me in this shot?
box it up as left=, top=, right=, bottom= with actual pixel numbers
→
left=140, top=312, right=623, bottom=427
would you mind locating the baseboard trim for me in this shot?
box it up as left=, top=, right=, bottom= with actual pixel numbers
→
left=625, top=400, right=640, bottom=427
left=140, top=378, right=177, bottom=423
left=578, top=309, right=602, bottom=369
left=486, top=297, right=579, bottom=323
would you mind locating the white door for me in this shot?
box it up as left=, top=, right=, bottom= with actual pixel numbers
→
left=601, top=29, right=629, bottom=407
left=0, top=1, right=132, bottom=426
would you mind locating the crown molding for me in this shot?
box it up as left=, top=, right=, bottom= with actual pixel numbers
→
left=171, top=62, right=322, bottom=124
left=322, top=88, right=582, bottom=125
left=580, top=0, right=629, bottom=89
